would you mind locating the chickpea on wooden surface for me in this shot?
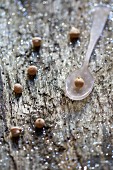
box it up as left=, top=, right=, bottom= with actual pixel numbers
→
left=13, top=83, right=23, bottom=94
left=10, top=127, right=22, bottom=138
left=74, top=77, right=84, bottom=89
left=35, top=118, right=45, bottom=129
left=69, top=27, right=80, bottom=41
left=32, top=37, right=42, bottom=48
left=27, top=65, right=37, bottom=76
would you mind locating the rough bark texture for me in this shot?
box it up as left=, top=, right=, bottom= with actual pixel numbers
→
left=0, top=0, right=113, bottom=170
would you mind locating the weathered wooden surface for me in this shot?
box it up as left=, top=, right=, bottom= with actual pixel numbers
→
left=0, top=0, right=113, bottom=170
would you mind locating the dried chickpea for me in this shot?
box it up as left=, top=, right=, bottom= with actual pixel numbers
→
left=35, top=118, right=45, bottom=129
left=69, top=27, right=80, bottom=41
left=27, top=65, right=37, bottom=76
left=32, top=37, right=42, bottom=48
left=13, top=83, right=23, bottom=94
left=10, top=127, right=22, bottom=138
left=74, top=77, right=84, bottom=89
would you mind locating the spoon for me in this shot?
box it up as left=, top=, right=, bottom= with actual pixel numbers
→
left=66, top=6, right=110, bottom=100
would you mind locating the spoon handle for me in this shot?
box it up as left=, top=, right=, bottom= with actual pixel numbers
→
left=83, top=6, right=110, bottom=68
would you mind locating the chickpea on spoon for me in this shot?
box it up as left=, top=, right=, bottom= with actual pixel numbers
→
left=66, top=6, right=110, bottom=100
